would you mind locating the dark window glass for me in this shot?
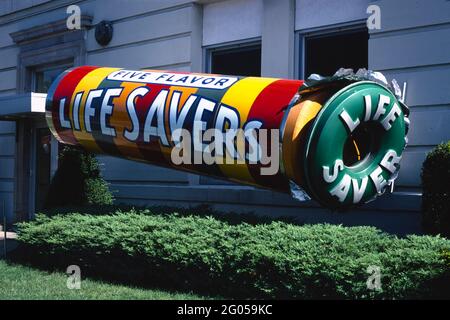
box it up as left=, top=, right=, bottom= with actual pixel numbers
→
left=210, top=44, right=261, bottom=76
left=304, top=29, right=368, bottom=77
left=34, top=66, right=68, bottom=93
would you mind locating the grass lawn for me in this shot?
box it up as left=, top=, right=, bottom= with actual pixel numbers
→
left=0, top=260, right=207, bottom=300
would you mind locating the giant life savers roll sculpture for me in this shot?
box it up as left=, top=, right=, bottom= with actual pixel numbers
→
left=46, top=66, right=409, bottom=209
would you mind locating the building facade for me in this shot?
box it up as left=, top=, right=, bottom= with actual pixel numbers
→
left=0, top=0, right=449, bottom=234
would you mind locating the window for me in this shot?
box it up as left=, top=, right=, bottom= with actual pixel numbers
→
left=301, top=28, right=368, bottom=78
left=207, top=42, right=261, bottom=76
left=33, top=63, right=71, bottom=93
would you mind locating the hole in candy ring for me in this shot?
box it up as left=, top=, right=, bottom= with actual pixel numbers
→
left=342, top=121, right=381, bottom=167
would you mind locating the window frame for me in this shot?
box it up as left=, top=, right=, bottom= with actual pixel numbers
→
left=31, top=61, right=73, bottom=93
left=295, top=21, right=367, bottom=80
left=203, top=37, right=262, bottom=74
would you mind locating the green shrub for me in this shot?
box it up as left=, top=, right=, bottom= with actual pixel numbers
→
left=40, top=204, right=301, bottom=227
left=16, top=211, right=450, bottom=299
left=84, top=179, right=114, bottom=206
left=443, top=249, right=450, bottom=268
left=44, top=146, right=113, bottom=208
left=421, top=141, right=450, bottom=237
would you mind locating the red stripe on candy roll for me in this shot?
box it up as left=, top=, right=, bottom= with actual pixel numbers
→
left=50, top=66, right=98, bottom=146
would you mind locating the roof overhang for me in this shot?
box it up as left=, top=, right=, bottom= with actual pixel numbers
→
left=0, top=92, right=47, bottom=120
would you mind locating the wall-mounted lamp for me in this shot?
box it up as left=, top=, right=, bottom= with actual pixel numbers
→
left=95, top=20, right=113, bottom=46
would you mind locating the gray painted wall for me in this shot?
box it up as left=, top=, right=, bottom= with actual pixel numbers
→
left=369, top=0, right=450, bottom=191
left=84, top=0, right=206, bottom=206
left=0, top=0, right=448, bottom=234
left=0, top=121, right=15, bottom=224
left=202, top=0, right=262, bottom=46
left=0, top=0, right=18, bottom=223
left=0, top=0, right=196, bottom=224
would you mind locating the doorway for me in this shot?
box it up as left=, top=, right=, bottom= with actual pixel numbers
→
left=34, top=127, right=52, bottom=211
left=29, top=121, right=59, bottom=214
left=27, top=64, right=67, bottom=214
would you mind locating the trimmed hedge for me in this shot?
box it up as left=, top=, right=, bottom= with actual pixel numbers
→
left=44, top=146, right=113, bottom=208
left=421, top=141, right=450, bottom=237
left=16, top=211, right=450, bottom=299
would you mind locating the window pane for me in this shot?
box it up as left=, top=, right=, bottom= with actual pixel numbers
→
left=211, top=45, right=261, bottom=76
left=305, top=29, right=368, bottom=77
left=35, top=67, right=67, bottom=93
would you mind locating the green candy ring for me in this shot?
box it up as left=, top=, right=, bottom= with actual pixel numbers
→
left=303, top=81, right=408, bottom=209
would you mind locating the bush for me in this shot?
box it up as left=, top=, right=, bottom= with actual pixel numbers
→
left=421, top=141, right=450, bottom=237
left=16, top=210, right=450, bottom=299
left=44, top=146, right=113, bottom=208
